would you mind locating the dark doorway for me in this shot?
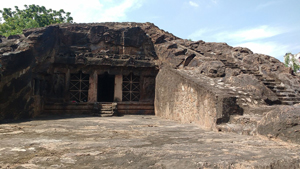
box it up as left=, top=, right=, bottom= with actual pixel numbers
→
left=98, top=73, right=115, bottom=102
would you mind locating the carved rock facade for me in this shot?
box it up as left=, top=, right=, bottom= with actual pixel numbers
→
left=1, top=22, right=300, bottom=144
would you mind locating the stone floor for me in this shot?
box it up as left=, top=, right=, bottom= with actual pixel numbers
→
left=0, top=115, right=300, bottom=169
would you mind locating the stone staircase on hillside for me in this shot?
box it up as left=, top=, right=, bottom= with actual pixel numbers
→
left=242, top=69, right=300, bottom=105
left=262, top=79, right=300, bottom=105
left=220, top=59, right=300, bottom=105
left=220, top=59, right=239, bottom=69
left=215, top=59, right=300, bottom=136
left=94, top=102, right=117, bottom=117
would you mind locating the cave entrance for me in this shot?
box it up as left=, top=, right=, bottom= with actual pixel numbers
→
left=97, top=73, right=115, bottom=102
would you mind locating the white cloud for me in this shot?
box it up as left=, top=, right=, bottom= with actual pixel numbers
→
left=98, top=0, right=143, bottom=22
left=230, top=26, right=282, bottom=41
left=213, top=25, right=285, bottom=43
left=189, top=1, right=199, bottom=7
left=188, top=25, right=290, bottom=61
left=256, top=1, right=279, bottom=10
left=0, top=0, right=143, bottom=23
left=211, top=0, right=218, bottom=4
left=188, top=28, right=208, bottom=39
left=188, top=25, right=288, bottom=44
left=188, top=27, right=223, bottom=40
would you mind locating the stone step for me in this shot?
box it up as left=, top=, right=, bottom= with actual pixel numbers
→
left=100, top=110, right=114, bottom=114
left=262, top=79, right=276, bottom=82
left=281, top=101, right=300, bottom=105
left=227, top=66, right=239, bottom=69
left=225, top=65, right=238, bottom=67
left=94, top=103, right=117, bottom=117
left=277, top=93, right=296, bottom=97
left=101, top=108, right=113, bottom=111
left=278, top=97, right=300, bottom=101
left=101, top=104, right=113, bottom=109
left=250, top=71, right=260, bottom=73
left=100, top=114, right=113, bottom=117
left=224, top=63, right=237, bottom=66
left=274, top=86, right=285, bottom=90
left=241, top=71, right=260, bottom=75
left=265, top=85, right=277, bottom=90
left=263, top=82, right=280, bottom=86
left=273, top=90, right=295, bottom=94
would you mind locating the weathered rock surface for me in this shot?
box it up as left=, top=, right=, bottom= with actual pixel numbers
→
left=1, top=22, right=300, bottom=152
left=225, top=74, right=279, bottom=104
left=1, top=21, right=300, bottom=169
left=1, top=22, right=300, bottom=121
left=1, top=115, right=300, bottom=169
left=198, top=60, right=225, bottom=77
left=0, top=23, right=161, bottom=121
left=257, top=104, right=300, bottom=144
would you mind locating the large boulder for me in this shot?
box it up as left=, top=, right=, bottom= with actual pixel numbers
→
left=225, top=68, right=241, bottom=77
left=199, top=61, right=225, bottom=78
left=257, top=104, right=300, bottom=144
left=225, top=74, right=279, bottom=104
left=277, top=73, right=300, bottom=92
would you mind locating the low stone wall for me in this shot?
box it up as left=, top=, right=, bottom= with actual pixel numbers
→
left=43, top=102, right=154, bottom=115
left=155, top=68, right=242, bottom=130
left=117, top=102, right=154, bottom=115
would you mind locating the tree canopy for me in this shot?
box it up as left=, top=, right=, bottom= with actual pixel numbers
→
left=284, top=52, right=300, bottom=73
left=0, top=4, right=73, bottom=37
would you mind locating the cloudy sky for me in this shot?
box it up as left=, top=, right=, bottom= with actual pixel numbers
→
left=1, top=0, right=300, bottom=61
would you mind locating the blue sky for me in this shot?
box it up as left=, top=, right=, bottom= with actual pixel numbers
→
left=2, top=0, right=300, bottom=61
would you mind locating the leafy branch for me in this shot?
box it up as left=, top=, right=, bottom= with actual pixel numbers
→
left=0, top=4, right=73, bottom=36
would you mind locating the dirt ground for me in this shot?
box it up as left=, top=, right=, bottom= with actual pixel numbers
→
left=0, top=115, right=300, bottom=169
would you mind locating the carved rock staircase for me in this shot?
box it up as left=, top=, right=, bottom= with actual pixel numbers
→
left=217, top=59, right=300, bottom=135
left=94, top=102, right=117, bottom=117
left=220, top=59, right=239, bottom=69
left=242, top=69, right=300, bottom=105
left=220, top=59, right=300, bottom=105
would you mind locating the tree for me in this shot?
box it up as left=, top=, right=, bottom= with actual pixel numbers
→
left=284, top=53, right=291, bottom=67
left=284, top=52, right=300, bottom=73
left=0, top=4, right=73, bottom=37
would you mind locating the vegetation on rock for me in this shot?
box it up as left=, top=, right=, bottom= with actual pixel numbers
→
left=284, top=52, right=300, bottom=72
left=0, top=4, right=73, bottom=37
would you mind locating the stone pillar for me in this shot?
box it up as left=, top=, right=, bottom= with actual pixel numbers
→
left=88, top=71, right=98, bottom=102
left=114, top=75, right=122, bottom=102
left=65, top=69, right=70, bottom=92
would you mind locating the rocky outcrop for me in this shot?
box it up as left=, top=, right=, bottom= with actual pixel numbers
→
left=257, top=104, right=300, bottom=144
left=0, top=26, right=59, bottom=120
left=225, top=74, right=279, bottom=104
left=1, top=22, right=300, bottom=144
left=198, top=61, right=225, bottom=78
left=0, top=23, right=160, bottom=121
left=2, top=22, right=300, bottom=169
